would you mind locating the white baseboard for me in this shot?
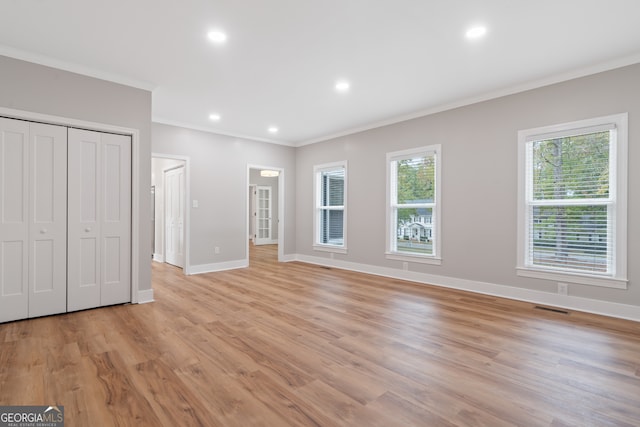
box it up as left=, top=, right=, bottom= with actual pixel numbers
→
left=254, top=239, right=279, bottom=246
left=281, top=254, right=297, bottom=262
left=152, top=253, right=164, bottom=263
left=294, top=254, right=640, bottom=323
left=137, top=289, right=154, bottom=304
left=187, top=259, right=249, bottom=275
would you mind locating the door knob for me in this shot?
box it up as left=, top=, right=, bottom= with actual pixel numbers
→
left=40, top=228, right=47, bottom=234
left=85, top=227, right=91, bottom=232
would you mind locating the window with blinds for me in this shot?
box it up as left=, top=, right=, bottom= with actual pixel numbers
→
left=314, top=162, right=346, bottom=250
left=518, top=114, right=628, bottom=288
left=386, top=145, right=441, bottom=263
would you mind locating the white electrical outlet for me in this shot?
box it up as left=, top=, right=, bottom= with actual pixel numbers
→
left=557, top=282, right=568, bottom=295
left=214, top=246, right=220, bottom=254
left=402, top=262, right=409, bottom=271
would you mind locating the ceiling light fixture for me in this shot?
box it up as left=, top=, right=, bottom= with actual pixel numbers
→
left=207, top=30, right=227, bottom=43
left=268, top=126, right=279, bottom=134
left=466, top=26, right=487, bottom=39
left=209, top=113, right=221, bottom=121
left=335, top=80, right=350, bottom=92
left=260, top=170, right=280, bottom=177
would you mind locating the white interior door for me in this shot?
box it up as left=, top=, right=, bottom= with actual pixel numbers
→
left=0, top=119, right=67, bottom=322
left=254, top=186, right=272, bottom=245
left=67, top=128, right=131, bottom=311
left=249, top=184, right=256, bottom=242
left=164, top=166, right=184, bottom=268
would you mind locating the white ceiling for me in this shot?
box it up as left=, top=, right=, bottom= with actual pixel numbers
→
left=1, top=0, right=640, bottom=146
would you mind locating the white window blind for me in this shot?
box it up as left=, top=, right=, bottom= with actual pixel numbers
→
left=526, top=129, right=613, bottom=274
left=314, top=162, right=346, bottom=250
left=320, top=169, right=345, bottom=245
left=518, top=113, right=629, bottom=289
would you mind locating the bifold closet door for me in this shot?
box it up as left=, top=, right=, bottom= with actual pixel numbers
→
left=67, top=128, right=131, bottom=312
left=0, top=118, right=67, bottom=322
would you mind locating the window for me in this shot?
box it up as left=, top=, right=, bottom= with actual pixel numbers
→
left=314, top=161, right=347, bottom=252
left=386, top=145, right=441, bottom=264
left=517, top=114, right=628, bottom=288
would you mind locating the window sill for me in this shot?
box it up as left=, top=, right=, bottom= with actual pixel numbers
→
left=385, top=252, right=442, bottom=265
left=313, top=245, right=347, bottom=254
left=516, top=267, right=627, bottom=289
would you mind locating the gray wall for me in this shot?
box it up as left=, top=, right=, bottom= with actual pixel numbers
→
left=152, top=123, right=296, bottom=267
left=295, top=63, right=640, bottom=307
left=0, top=55, right=152, bottom=292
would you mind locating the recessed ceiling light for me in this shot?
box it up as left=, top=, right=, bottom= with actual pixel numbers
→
left=207, top=30, right=227, bottom=43
left=209, top=113, right=221, bottom=121
left=335, top=81, right=350, bottom=92
left=268, top=126, right=279, bottom=134
left=466, top=26, right=487, bottom=39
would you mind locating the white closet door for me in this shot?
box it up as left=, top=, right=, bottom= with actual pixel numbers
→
left=28, top=122, right=68, bottom=318
left=100, top=132, right=131, bottom=306
left=67, top=129, right=131, bottom=311
left=0, top=119, right=66, bottom=322
left=0, top=118, right=30, bottom=322
left=164, top=166, right=184, bottom=268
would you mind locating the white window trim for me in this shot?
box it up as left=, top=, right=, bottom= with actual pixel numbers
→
left=516, top=113, right=628, bottom=289
left=313, top=161, right=347, bottom=254
left=386, top=145, right=442, bottom=265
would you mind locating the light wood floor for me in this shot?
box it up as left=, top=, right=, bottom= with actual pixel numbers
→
left=1, top=245, right=639, bottom=426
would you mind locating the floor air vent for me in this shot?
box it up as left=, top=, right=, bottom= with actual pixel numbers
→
left=534, top=305, right=569, bottom=315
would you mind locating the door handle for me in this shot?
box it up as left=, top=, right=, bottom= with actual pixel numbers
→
left=40, top=228, right=47, bottom=234
left=85, top=227, right=91, bottom=232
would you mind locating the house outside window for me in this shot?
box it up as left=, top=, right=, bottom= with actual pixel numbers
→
left=386, top=145, right=441, bottom=265
left=313, top=161, right=347, bottom=253
left=517, top=113, right=628, bottom=289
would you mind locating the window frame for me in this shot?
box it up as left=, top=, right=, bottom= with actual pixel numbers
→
left=313, top=161, right=347, bottom=253
left=386, top=145, right=442, bottom=265
left=516, top=113, right=628, bottom=289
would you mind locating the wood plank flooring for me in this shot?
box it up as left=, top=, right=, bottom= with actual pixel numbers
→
left=1, top=244, right=639, bottom=426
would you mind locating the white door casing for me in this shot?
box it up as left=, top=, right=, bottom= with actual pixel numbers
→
left=0, top=118, right=67, bottom=322
left=254, top=185, right=272, bottom=245
left=164, top=166, right=184, bottom=268
left=67, top=128, right=131, bottom=311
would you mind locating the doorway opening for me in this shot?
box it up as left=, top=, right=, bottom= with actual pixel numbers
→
left=152, top=154, right=190, bottom=273
left=247, top=165, right=284, bottom=265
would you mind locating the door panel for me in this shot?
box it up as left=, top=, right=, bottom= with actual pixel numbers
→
left=80, top=238, right=98, bottom=287
left=68, top=129, right=101, bottom=311
left=0, top=118, right=29, bottom=322
left=33, top=240, right=54, bottom=292
left=100, top=133, right=131, bottom=306
left=164, top=166, right=184, bottom=268
left=68, top=129, right=131, bottom=311
left=81, top=140, right=98, bottom=222
left=28, top=122, right=67, bottom=318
